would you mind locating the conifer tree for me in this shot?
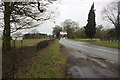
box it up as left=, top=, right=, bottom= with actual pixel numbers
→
left=84, top=3, right=96, bottom=39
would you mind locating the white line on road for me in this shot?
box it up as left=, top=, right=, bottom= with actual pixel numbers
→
left=64, top=39, right=118, bottom=54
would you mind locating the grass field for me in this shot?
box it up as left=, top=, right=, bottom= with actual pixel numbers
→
left=11, top=38, right=49, bottom=48
left=15, top=39, right=67, bottom=78
left=91, top=42, right=119, bottom=48
left=74, top=38, right=97, bottom=42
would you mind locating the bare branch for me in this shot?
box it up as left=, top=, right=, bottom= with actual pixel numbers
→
left=101, top=2, right=118, bottom=29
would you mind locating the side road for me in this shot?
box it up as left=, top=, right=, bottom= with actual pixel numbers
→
left=61, top=45, right=118, bottom=78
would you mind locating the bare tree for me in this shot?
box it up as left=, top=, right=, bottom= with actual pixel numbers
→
left=0, top=1, right=58, bottom=52
left=12, top=32, right=22, bottom=40
left=53, top=25, right=62, bottom=38
left=101, top=1, right=120, bottom=39
left=62, top=19, right=79, bottom=38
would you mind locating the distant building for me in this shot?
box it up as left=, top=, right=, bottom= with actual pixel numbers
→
left=60, top=32, right=67, bottom=38
left=48, top=34, right=54, bottom=38
left=12, top=35, right=23, bottom=40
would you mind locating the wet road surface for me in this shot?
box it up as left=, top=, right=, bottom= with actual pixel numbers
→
left=59, top=38, right=119, bottom=63
left=0, top=40, right=2, bottom=79
left=61, top=43, right=118, bottom=78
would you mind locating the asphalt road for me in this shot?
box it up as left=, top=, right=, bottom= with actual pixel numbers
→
left=0, top=40, right=2, bottom=79
left=59, top=38, right=119, bottom=63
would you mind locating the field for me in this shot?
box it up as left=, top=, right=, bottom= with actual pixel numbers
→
left=14, top=39, right=67, bottom=78
left=11, top=38, right=49, bottom=48
left=91, top=41, right=119, bottom=48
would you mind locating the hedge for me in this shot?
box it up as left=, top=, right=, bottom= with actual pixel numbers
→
left=36, top=39, right=54, bottom=50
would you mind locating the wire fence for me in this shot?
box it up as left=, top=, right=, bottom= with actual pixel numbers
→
left=2, top=39, right=54, bottom=78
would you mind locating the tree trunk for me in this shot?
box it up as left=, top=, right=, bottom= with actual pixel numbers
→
left=2, top=2, right=11, bottom=53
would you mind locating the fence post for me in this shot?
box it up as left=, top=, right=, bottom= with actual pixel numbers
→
left=21, top=40, right=23, bottom=50
left=13, top=40, right=16, bottom=49
left=12, top=40, right=16, bottom=78
left=33, top=44, right=36, bottom=54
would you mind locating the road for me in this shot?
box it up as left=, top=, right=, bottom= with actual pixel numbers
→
left=0, top=40, right=2, bottom=79
left=59, top=38, right=119, bottom=63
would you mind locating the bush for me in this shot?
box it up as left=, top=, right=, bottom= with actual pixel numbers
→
left=36, top=39, right=54, bottom=50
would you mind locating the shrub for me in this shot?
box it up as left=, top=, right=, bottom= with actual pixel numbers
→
left=36, top=39, right=54, bottom=50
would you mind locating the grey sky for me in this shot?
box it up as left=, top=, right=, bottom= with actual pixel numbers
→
left=36, top=0, right=116, bottom=35
left=0, top=0, right=117, bottom=36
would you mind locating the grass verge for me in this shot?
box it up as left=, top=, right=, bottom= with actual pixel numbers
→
left=14, top=39, right=67, bottom=78
left=73, top=39, right=119, bottom=48
left=91, top=42, right=119, bottom=48
left=0, top=39, right=2, bottom=47
left=73, top=38, right=97, bottom=42
left=3, top=38, right=49, bottom=78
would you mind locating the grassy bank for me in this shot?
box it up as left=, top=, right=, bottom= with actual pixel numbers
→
left=74, top=38, right=97, bottom=42
left=11, top=38, right=49, bottom=48
left=0, top=40, right=2, bottom=47
left=3, top=39, right=50, bottom=77
left=73, top=38, right=119, bottom=48
left=91, top=42, right=119, bottom=48
left=15, top=39, right=67, bottom=78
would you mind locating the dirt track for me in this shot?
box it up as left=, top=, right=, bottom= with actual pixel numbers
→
left=61, top=45, right=118, bottom=78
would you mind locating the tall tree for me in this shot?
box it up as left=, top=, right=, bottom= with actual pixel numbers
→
left=84, top=3, right=96, bottom=39
left=62, top=19, right=79, bottom=38
left=95, top=25, right=104, bottom=38
left=2, top=2, right=11, bottom=52
left=74, top=27, right=86, bottom=38
left=53, top=25, right=62, bottom=38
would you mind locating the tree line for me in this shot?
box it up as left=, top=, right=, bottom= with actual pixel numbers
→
left=53, top=22, right=117, bottom=40
left=53, top=2, right=120, bottom=40
left=23, top=33, right=47, bottom=39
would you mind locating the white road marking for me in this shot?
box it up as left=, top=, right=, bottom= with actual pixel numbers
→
left=63, top=39, right=118, bottom=54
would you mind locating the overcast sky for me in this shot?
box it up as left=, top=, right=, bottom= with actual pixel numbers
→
left=0, top=0, right=117, bottom=35
left=33, top=0, right=116, bottom=35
